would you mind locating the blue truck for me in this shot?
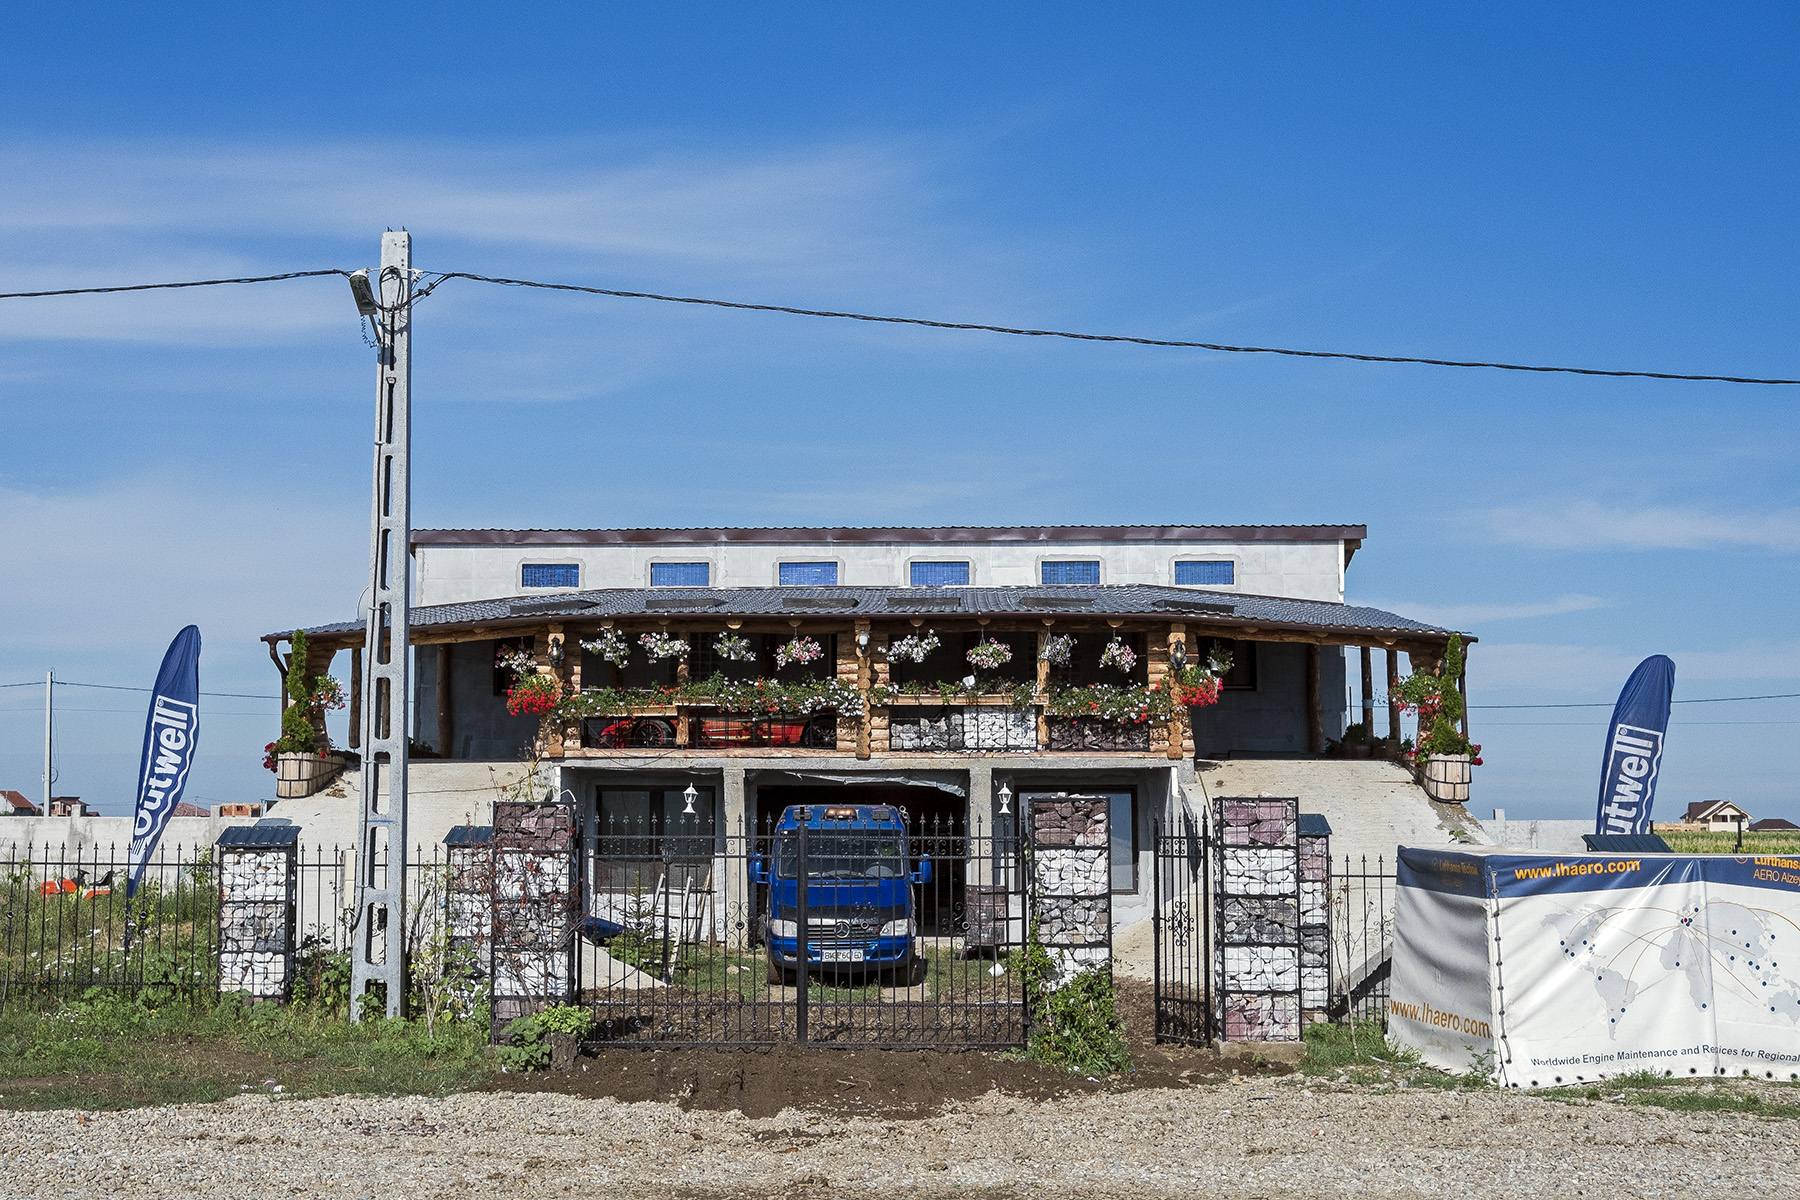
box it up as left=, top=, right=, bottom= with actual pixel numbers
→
left=754, top=804, right=932, bottom=985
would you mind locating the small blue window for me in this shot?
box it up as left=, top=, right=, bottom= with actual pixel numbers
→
left=1175, top=560, right=1234, bottom=586
left=1041, top=560, right=1100, bottom=585
left=779, top=561, right=839, bottom=586
left=650, top=562, right=710, bottom=587
left=521, top=563, right=579, bottom=588
left=910, top=561, right=970, bottom=587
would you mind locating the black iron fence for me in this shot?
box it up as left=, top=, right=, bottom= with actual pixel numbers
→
left=575, top=814, right=1028, bottom=1048
left=1151, top=815, right=1211, bottom=1046
left=1332, top=856, right=1395, bottom=1024
left=1, top=841, right=451, bottom=1010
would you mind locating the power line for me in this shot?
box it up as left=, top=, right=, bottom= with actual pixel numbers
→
left=1470, top=691, right=1800, bottom=710
left=0, top=679, right=279, bottom=700
left=432, top=271, right=1800, bottom=386
left=0, top=269, right=347, bottom=301
left=0, top=265, right=1793, bottom=385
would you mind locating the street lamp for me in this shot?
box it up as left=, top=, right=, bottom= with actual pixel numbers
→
left=347, top=269, right=379, bottom=317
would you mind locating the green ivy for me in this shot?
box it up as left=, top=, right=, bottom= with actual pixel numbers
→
left=1007, top=919, right=1131, bottom=1074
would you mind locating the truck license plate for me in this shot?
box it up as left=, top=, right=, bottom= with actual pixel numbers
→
left=820, top=948, right=865, bottom=963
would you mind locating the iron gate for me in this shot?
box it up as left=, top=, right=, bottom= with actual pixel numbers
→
left=1151, top=812, right=1212, bottom=1046
left=576, top=813, right=1029, bottom=1048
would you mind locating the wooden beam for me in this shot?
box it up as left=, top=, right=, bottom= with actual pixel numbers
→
left=1306, top=643, right=1323, bottom=754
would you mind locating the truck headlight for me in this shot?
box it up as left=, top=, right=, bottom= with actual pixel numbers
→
left=768, top=919, right=797, bottom=938
left=878, top=918, right=914, bottom=937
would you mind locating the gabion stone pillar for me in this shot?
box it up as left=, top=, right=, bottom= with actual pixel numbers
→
left=215, top=824, right=300, bottom=1001
left=1028, top=795, right=1111, bottom=984
left=1298, top=814, right=1333, bottom=1025
left=490, top=797, right=577, bottom=1039
left=1215, top=796, right=1301, bottom=1042
left=444, top=825, right=494, bottom=1015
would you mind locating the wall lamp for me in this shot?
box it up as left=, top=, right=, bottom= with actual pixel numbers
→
left=1171, top=637, right=1187, bottom=672
left=682, top=783, right=699, bottom=816
left=997, top=781, right=1013, bottom=816
left=546, top=635, right=564, bottom=666
left=856, top=628, right=870, bottom=656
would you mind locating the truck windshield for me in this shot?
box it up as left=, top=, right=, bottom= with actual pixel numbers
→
left=775, top=832, right=907, bottom=879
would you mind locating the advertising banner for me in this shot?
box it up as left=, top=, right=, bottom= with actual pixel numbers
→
left=1594, top=655, right=1676, bottom=836
left=1390, top=847, right=1800, bottom=1087
left=128, top=625, right=202, bottom=897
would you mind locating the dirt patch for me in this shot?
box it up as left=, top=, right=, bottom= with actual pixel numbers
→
left=496, top=978, right=1235, bottom=1117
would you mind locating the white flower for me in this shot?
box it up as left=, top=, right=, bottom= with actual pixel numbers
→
left=712, top=632, right=757, bottom=662
left=638, top=632, right=691, bottom=661
left=1099, top=638, right=1137, bottom=673
left=775, top=636, right=824, bottom=668
left=579, top=629, right=631, bottom=665
left=1039, top=633, right=1076, bottom=667
left=886, top=629, right=941, bottom=664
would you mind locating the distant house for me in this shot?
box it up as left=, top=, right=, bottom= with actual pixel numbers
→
left=1685, top=799, right=1754, bottom=832
left=172, top=801, right=207, bottom=817
left=1, top=790, right=40, bottom=817
left=1751, top=817, right=1799, bottom=832
left=47, top=796, right=93, bottom=817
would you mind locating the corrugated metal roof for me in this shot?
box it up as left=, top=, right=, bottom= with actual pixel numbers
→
left=276, top=585, right=1466, bottom=642
left=412, top=523, right=1367, bottom=547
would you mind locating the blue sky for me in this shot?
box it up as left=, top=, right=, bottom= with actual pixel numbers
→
left=0, top=4, right=1795, bottom=822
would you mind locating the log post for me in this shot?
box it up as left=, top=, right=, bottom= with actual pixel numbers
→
left=1305, top=643, right=1323, bottom=754
left=1386, top=648, right=1401, bottom=743
left=436, top=643, right=453, bottom=758
left=1166, top=622, right=1188, bottom=760
left=542, top=623, right=565, bottom=758
left=348, top=640, right=362, bottom=751
left=1359, top=645, right=1374, bottom=733
left=1036, top=623, right=1053, bottom=749
left=853, top=618, right=872, bottom=759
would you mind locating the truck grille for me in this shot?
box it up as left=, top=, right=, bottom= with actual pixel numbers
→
left=808, top=917, right=877, bottom=939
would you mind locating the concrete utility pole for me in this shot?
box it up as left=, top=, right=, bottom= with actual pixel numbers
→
left=350, top=232, right=414, bottom=1020
left=42, top=669, right=53, bottom=812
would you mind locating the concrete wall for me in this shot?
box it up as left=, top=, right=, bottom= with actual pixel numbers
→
left=414, top=639, right=540, bottom=760
left=1192, top=643, right=1346, bottom=754
left=0, top=813, right=259, bottom=859
left=414, top=537, right=1347, bottom=606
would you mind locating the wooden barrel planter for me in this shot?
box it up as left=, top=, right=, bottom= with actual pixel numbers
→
left=1423, top=753, right=1472, bottom=803
left=274, top=751, right=344, bottom=799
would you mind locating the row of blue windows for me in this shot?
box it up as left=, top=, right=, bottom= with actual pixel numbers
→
left=523, top=559, right=1237, bottom=589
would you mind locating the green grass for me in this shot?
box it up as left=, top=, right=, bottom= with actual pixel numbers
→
left=1658, top=830, right=1800, bottom=854
left=1541, top=1070, right=1800, bottom=1120
left=0, top=993, right=493, bottom=1112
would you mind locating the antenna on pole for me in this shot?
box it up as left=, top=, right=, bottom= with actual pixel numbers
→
left=350, top=232, right=414, bottom=1020
left=42, top=669, right=53, bottom=813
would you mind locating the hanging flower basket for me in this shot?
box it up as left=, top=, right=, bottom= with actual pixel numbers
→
left=1099, top=638, right=1137, bottom=673
left=775, top=636, right=824, bottom=668
left=1038, top=633, right=1076, bottom=668
left=638, top=631, right=690, bottom=661
left=966, top=639, right=1012, bottom=671
left=494, top=646, right=538, bottom=676
left=887, top=629, right=941, bottom=664
left=713, top=632, right=757, bottom=662
left=580, top=629, right=631, bottom=665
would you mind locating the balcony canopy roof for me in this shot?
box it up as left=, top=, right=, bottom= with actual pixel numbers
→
left=268, top=585, right=1468, bottom=651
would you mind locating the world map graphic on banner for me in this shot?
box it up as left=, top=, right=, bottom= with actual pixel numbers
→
left=1546, top=900, right=1800, bottom=1037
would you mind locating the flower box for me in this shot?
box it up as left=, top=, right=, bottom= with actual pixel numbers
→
left=1423, top=753, right=1472, bottom=803
left=274, top=751, right=344, bottom=799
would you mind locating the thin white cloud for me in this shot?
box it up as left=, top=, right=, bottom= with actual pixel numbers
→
left=1474, top=501, right=1800, bottom=553
left=1472, top=640, right=1800, bottom=694
left=0, top=479, right=364, bottom=659
left=1369, top=593, right=1607, bottom=626
left=0, top=138, right=1039, bottom=347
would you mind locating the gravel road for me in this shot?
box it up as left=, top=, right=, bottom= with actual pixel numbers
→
left=2, top=1076, right=1793, bottom=1199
